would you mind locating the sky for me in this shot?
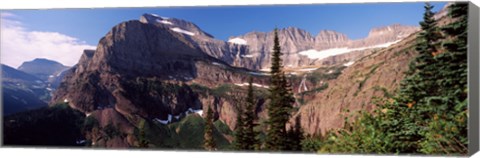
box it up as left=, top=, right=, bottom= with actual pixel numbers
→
left=0, top=2, right=446, bottom=68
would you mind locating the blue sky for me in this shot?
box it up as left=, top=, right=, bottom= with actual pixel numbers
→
left=1, top=2, right=446, bottom=67
left=6, top=2, right=445, bottom=44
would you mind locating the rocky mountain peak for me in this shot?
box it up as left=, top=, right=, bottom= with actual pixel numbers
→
left=367, top=24, right=419, bottom=39
left=17, top=58, right=70, bottom=82
left=139, top=13, right=214, bottom=38
left=315, top=30, right=351, bottom=44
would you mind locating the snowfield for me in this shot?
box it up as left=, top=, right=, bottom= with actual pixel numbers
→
left=228, top=38, right=247, bottom=45
left=212, top=62, right=223, bottom=66
left=235, top=83, right=269, bottom=88
left=157, top=19, right=173, bottom=25
left=171, top=27, right=195, bottom=36
left=298, top=67, right=319, bottom=72
left=241, top=54, right=254, bottom=58
left=344, top=61, right=355, bottom=67
left=299, top=40, right=401, bottom=60
left=154, top=118, right=169, bottom=125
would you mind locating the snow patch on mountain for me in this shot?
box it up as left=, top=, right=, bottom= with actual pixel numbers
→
left=228, top=38, right=247, bottom=45
left=241, top=54, right=254, bottom=58
left=299, top=40, right=402, bottom=60
left=343, top=61, right=355, bottom=67
left=298, top=67, right=319, bottom=72
left=235, top=83, right=269, bottom=88
left=248, top=71, right=269, bottom=76
left=171, top=27, right=195, bottom=36
left=157, top=19, right=173, bottom=25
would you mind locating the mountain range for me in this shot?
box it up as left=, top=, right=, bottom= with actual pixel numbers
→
left=3, top=5, right=451, bottom=148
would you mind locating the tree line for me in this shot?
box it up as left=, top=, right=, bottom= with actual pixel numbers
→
left=204, top=28, right=305, bottom=152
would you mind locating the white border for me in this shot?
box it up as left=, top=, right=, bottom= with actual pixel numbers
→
left=1, top=0, right=478, bottom=158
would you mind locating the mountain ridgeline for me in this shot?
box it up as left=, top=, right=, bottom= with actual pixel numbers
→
left=46, top=13, right=419, bottom=148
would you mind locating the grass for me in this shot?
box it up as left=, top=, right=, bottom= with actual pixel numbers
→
left=354, top=62, right=385, bottom=96
left=137, top=114, right=232, bottom=150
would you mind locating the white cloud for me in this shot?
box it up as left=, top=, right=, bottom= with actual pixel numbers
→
left=0, top=12, right=96, bottom=68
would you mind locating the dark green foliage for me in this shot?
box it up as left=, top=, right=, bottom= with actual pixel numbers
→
left=83, top=116, right=99, bottom=132
left=233, top=104, right=246, bottom=150
left=418, top=2, right=468, bottom=154
left=233, top=77, right=260, bottom=151
left=301, top=136, right=323, bottom=152
left=137, top=119, right=149, bottom=148
left=318, top=3, right=468, bottom=155
left=241, top=77, right=260, bottom=150
left=204, top=106, right=216, bottom=151
left=265, top=28, right=296, bottom=151
left=135, top=114, right=231, bottom=149
left=3, top=103, right=86, bottom=146
left=214, top=120, right=233, bottom=135
left=285, top=116, right=304, bottom=151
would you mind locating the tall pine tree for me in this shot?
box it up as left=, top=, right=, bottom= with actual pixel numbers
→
left=204, top=106, right=216, bottom=151
left=419, top=2, right=469, bottom=154
left=286, top=115, right=304, bottom=151
left=383, top=2, right=443, bottom=152
left=233, top=104, right=246, bottom=150
left=241, top=77, right=260, bottom=150
left=265, top=28, right=295, bottom=151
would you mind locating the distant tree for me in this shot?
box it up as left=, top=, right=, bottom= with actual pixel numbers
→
left=241, top=77, right=260, bottom=150
left=233, top=104, right=246, bottom=150
left=286, top=115, right=304, bottom=151
left=265, top=28, right=295, bottom=151
left=204, top=106, right=216, bottom=151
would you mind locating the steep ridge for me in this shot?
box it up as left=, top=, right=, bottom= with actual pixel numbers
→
left=51, top=18, right=271, bottom=147
left=292, top=29, right=420, bottom=135
left=290, top=8, right=454, bottom=136
left=139, top=14, right=418, bottom=71
left=2, top=64, right=48, bottom=115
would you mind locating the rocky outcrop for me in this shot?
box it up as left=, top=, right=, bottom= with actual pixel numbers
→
left=314, top=30, right=350, bottom=49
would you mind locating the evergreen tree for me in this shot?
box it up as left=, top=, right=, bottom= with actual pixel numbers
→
left=265, top=28, right=295, bottom=151
left=419, top=2, right=469, bottom=154
left=318, top=3, right=469, bottom=155
left=204, top=106, right=216, bottom=151
left=241, top=77, right=260, bottom=150
left=233, top=104, right=246, bottom=150
left=382, top=2, right=443, bottom=152
left=286, top=115, right=304, bottom=151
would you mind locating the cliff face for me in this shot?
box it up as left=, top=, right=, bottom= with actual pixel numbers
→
left=137, top=14, right=418, bottom=71
left=292, top=31, right=419, bottom=135
left=51, top=18, right=271, bottom=147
